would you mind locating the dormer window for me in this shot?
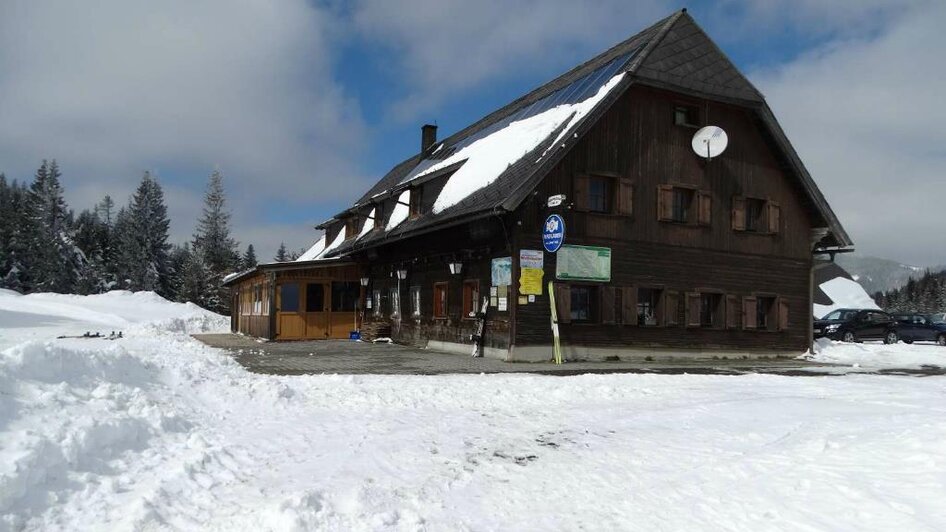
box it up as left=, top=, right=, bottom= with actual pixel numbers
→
left=373, top=204, right=384, bottom=229
left=409, top=187, right=422, bottom=218
left=345, top=217, right=359, bottom=239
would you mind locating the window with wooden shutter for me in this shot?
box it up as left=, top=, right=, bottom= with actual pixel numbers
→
left=767, top=202, right=781, bottom=234
left=697, top=191, right=712, bottom=226
left=601, top=286, right=616, bottom=325
left=726, top=294, right=740, bottom=329
left=686, top=292, right=701, bottom=328
left=664, top=290, right=679, bottom=326
left=657, top=185, right=674, bottom=221
left=778, top=297, right=790, bottom=331
left=732, top=196, right=746, bottom=231
left=574, top=175, right=589, bottom=212
left=623, top=286, right=638, bottom=326
left=617, top=178, right=633, bottom=216
left=554, top=283, right=571, bottom=324
left=637, top=287, right=662, bottom=326
left=742, top=296, right=757, bottom=330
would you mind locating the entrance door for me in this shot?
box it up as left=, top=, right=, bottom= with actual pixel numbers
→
left=276, top=282, right=305, bottom=339
left=305, top=282, right=331, bottom=338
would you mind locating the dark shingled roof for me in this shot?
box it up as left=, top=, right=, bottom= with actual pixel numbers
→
left=320, top=9, right=851, bottom=258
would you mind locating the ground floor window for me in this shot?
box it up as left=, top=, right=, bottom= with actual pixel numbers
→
left=433, top=282, right=448, bottom=318
left=305, top=283, right=324, bottom=312
left=462, top=280, right=480, bottom=319
left=372, top=289, right=381, bottom=317
left=331, top=281, right=359, bottom=312
left=280, top=283, right=300, bottom=312
left=757, top=296, right=777, bottom=331
left=700, top=293, right=723, bottom=328
left=570, top=286, right=595, bottom=322
left=637, top=288, right=662, bottom=326
left=253, top=284, right=263, bottom=314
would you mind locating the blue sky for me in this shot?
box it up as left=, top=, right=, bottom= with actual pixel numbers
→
left=0, top=0, right=942, bottom=265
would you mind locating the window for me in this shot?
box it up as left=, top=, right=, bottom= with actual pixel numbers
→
left=253, top=284, right=262, bottom=315
left=433, top=282, right=448, bottom=318
left=372, top=289, right=381, bottom=317
left=331, top=281, right=359, bottom=312
left=280, top=283, right=300, bottom=312
left=410, top=187, right=422, bottom=218
left=389, top=287, right=401, bottom=319
left=570, top=286, right=595, bottom=322
left=672, top=187, right=694, bottom=223
left=745, top=198, right=767, bottom=233
left=462, top=280, right=480, bottom=319
left=373, top=204, right=384, bottom=229
left=700, top=293, right=723, bottom=328
left=305, top=283, right=325, bottom=312
left=588, top=177, right=610, bottom=213
left=732, top=197, right=780, bottom=234
left=410, top=286, right=421, bottom=318
left=756, top=296, right=777, bottom=330
left=637, top=288, right=662, bottom=326
left=674, top=105, right=699, bottom=127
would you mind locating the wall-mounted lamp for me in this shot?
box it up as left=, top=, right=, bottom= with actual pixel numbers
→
left=360, top=277, right=370, bottom=287
left=447, top=261, right=463, bottom=275
left=396, top=269, right=408, bottom=280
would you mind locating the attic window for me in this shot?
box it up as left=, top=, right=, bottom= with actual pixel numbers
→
left=344, top=217, right=359, bottom=239
left=673, top=105, right=699, bottom=128
left=410, top=187, right=423, bottom=218
left=373, top=204, right=384, bottom=229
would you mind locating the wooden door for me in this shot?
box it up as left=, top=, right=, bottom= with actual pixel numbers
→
left=276, top=282, right=305, bottom=339
left=304, top=282, right=330, bottom=339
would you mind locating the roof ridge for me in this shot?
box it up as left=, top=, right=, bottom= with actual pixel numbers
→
left=624, top=9, right=686, bottom=75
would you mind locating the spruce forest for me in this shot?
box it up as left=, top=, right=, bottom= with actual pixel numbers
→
left=0, top=160, right=268, bottom=314
left=873, top=270, right=946, bottom=316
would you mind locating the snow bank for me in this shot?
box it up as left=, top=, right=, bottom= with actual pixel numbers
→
left=814, top=277, right=879, bottom=319
left=385, top=190, right=410, bottom=231
left=806, top=338, right=946, bottom=369
left=296, top=234, right=327, bottom=262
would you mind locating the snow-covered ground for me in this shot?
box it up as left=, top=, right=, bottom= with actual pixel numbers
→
left=2, top=291, right=946, bottom=530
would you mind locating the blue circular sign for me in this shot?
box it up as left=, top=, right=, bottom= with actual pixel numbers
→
left=543, top=214, right=565, bottom=253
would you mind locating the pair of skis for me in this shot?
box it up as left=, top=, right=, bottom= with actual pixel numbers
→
left=470, top=296, right=489, bottom=357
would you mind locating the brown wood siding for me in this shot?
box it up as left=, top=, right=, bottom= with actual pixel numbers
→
left=510, top=85, right=816, bottom=352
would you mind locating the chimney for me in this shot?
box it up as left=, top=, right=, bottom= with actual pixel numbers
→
left=421, top=124, right=438, bottom=153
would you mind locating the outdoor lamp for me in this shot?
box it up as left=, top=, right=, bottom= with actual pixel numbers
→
left=448, top=261, right=463, bottom=275
left=396, top=269, right=408, bottom=280
left=360, top=277, right=369, bottom=287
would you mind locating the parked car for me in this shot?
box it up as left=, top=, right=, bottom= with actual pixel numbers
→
left=814, top=308, right=899, bottom=344
left=892, top=314, right=946, bottom=346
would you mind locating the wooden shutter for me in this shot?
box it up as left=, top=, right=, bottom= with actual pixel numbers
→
left=664, top=290, right=679, bottom=326
left=732, top=196, right=746, bottom=231
left=767, top=201, right=781, bottom=234
left=742, top=296, right=757, bottom=330
left=726, top=294, right=740, bottom=329
left=617, top=179, right=634, bottom=216
left=573, top=175, right=589, bottom=212
left=697, top=191, right=712, bottom=226
left=601, top=286, right=616, bottom=325
left=686, top=292, right=701, bottom=328
left=623, top=286, right=638, bottom=326
left=554, top=283, right=571, bottom=324
left=778, top=297, right=789, bottom=331
left=657, top=185, right=674, bottom=221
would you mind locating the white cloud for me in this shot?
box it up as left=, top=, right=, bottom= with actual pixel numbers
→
left=754, top=1, right=946, bottom=265
left=350, top=0, right=668, bottom=121
left=0, top=0, right=369, bottom=247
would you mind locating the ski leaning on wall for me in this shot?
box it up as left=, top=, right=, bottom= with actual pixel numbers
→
left=470, top=296, right=489, bottom=357
left=548, top=281, right=563, bottom=364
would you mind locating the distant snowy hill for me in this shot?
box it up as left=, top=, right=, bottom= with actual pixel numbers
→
left=835, top=254, right=933, bottom=294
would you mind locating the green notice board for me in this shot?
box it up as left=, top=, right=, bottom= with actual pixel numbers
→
left=555, top=245, right=611, bottom=282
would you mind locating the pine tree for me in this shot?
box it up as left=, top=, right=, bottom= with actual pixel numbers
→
left=274, top=242, right=288, bottom=262
left=24, top=160, right=85, bottom=293
left=191, top=170, right=239, bottom=313
left=241, top=244, right=257, bottom=270
left=173, top=244, right=217, bottom=308
left=114, top=172, right=171, bottom=294
left=0, top=175, right=10, bottom=275
left=1, top=180, right=30, bottom=291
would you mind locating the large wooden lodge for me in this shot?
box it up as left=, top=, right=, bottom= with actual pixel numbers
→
left=224, top=10, right=851, bottom=361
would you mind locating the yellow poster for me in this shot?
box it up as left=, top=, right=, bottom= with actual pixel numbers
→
left=519, top=267, right=544, bottom=295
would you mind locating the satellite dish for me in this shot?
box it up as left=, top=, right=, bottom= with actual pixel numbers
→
left=691, top=126, right=728, bottom=160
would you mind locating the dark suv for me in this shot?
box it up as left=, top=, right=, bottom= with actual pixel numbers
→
left=813, top=308, right=899, bottom=344
left=892, top=314, right=946, bottom=346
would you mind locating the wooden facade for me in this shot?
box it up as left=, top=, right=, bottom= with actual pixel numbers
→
left=228, top=262, right=362, bottom=341
left=227, top=11, right=851, bottom=361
